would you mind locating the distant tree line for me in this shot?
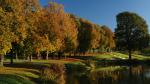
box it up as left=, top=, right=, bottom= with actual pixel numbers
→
left=0, top=0, right=115, bottom=66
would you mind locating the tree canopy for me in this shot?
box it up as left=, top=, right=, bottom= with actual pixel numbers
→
left=0, top=0, right=115, bottom=66
left=115, top=12, right=149, bottom=60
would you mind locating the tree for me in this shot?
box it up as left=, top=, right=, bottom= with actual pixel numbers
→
left=0, top=0, right=41, bottom=63
left=115, top=12, right=149, bottom=60
left=0, top=0, right=118, bottom=63
left=0, top=8, right=14, bottom=66
left=77, top=18, right=93, bottom=54
left=0, top=0, right=26, bottom=63
left=96, top=25, right=107, bottom=52
left=75, top=17, right=115, bottom=54
left=23, top=36, right=34, bottom=62
left=24, top=0, right=41, bottom=60
left=40, top=2, right=78, bottom=58
left=101, top=26, right=115, bottom=52
left=62, top=13, right=78, bottom=55
left=90, top=24, right=101, bottom=53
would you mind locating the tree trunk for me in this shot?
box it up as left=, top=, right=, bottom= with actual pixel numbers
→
left=58, top=52, right=61, bottom=59
left=37, top=51, right=40, bottom=60
left=65, top=53, right=67, bottom=59
left=46, top=51, right=49, bottom=60
left=129, top=66, right=133, bottom=84
left=129, top=49, right=132, bottom=60
left=10, top=54, right=13, bottom=64
left=23, top=51, right=26, bottom=60
left=27, top=55, right=30, bottom=61
left=0, top=55, right=4, bottom=66
left=93, top=49, right=94, bottom=53
left=73, top=51, right=76, bottom=56
left=15, top=53, right=18, bottom=61
left=29, top=55, right=32, bottom=62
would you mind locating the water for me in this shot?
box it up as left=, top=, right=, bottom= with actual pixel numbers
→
left=66, top=65, right=150, bottom=84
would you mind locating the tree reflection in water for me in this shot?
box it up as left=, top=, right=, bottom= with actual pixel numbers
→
left=66, top=65, right=150, bottom=84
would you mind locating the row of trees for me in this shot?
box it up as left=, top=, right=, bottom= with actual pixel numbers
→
left=0, top=0, right=115, bottom=66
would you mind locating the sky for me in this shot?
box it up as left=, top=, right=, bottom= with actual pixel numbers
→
left=39, top=0, right=150, bottom=32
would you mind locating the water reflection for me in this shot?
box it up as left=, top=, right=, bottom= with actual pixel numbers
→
left=145, top=69, right=150, bottom=78
left=66, top=65, right=150, bottom=84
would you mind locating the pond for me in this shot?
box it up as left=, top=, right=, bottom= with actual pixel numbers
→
left=65, top=65, right=150, bottom=84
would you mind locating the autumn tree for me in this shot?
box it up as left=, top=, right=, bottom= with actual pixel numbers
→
left=90, top=25, right=101, bottom=53
left=0, top=0, right=41, bottom=62
left=24, top=0, right=42, bottom=60
left=0, top=0, right=25, bottom=63
left=37, top=2, right=78, bottom=59
left=98, top=28, right=106, bottom=51
left=0, top=8, right=14, bottom=66
left=75, top=17, right=115, bottom=54
left=77, top=18, right=93, bottom=54
left=62, top=14, right=78, bottom=55
left=0, top=0, right=117, bottom=63
left=101, top=26, right=115, bottom=52
left=115, top=12, right=149, bottom=60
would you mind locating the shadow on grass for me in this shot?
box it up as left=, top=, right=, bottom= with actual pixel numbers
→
left=66, top=56, right=96, bottom=60
left=0, top=74, right=34, bottom=84
left=4, top=62, right=50, bottom=70
left=3, top=63, right=62, bottom=84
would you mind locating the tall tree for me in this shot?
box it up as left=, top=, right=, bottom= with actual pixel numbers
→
left=115, top=12, right=149, bottom=60
left=77, top=18, right=93, bottom=54
left=90, top=25, right=101, bottom=53
left=40, top=2, right=78, bottom=58
left=0, top=0, right=41, bottom=63
left=102, top=26, right=115, bottom=51
left=24, top=0, right=41, bottom=60
left=0, top=8, right=14, bottom=66
left=23, top=36, right=34, bottom=62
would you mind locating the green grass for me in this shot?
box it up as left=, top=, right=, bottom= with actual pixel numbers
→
left=33, top=59, right=71, bottom=64
left=95, top=66, right=127, bottom=72
left=0, top=63, right=40, bottom=84
left=0, top=74, right=34, bottom=84
left=4, top=59, right=76, bottom=64
left=0, top=59, right=72, bottom=84
left=95, top=52, right=150, bottom=60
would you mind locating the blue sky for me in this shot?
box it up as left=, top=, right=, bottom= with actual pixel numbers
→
left=40, top=0, right=150, bottom=32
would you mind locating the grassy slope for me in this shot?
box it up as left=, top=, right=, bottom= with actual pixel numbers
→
left=0, top=59, right=73, bottom=84
left=0, top=63, right=42, bottom=84
left=0, top=74, right=34, bottom=84
left=95, top=52, right=150, bottom=60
